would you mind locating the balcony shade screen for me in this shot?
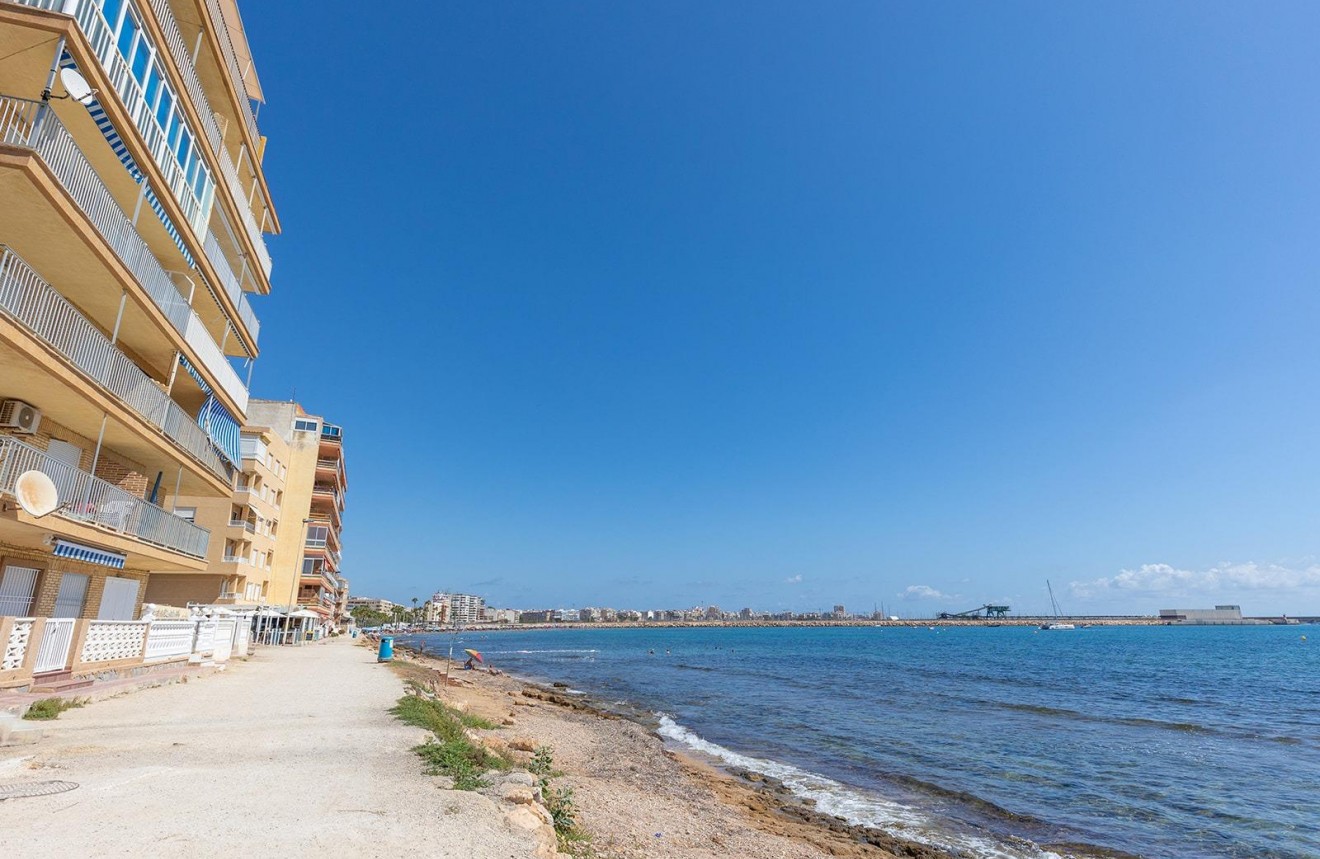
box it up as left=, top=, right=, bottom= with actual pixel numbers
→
left=198, top=393, right=241, bottom=467
left=57, top=52, right=195, bottom=267
left=53, top=539, right=127, bottom=570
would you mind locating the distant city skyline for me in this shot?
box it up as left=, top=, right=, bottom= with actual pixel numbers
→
left=245, top=3, right=1320, bottom=617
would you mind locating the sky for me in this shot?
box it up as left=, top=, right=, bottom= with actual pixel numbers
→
left=241, top=1, right=1320, bottom=616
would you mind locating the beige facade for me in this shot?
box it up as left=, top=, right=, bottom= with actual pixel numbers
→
left=144, top=423, right=289, bottom=607
left=247, top=400, right=349, bottom=628
left=0, top=0, right=278, bottom=632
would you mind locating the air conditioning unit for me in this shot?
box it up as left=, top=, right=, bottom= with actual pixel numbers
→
left=0, top=399, right=41, bottom=434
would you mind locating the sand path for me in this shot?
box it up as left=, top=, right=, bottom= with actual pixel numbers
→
left=0, top=637, right=537, bottom=858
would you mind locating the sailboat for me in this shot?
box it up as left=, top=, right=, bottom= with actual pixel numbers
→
left=1041, top=580, right=1075, bottom=630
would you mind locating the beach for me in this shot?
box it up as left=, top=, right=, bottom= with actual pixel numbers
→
left=393, top=641, right=955, bottom=859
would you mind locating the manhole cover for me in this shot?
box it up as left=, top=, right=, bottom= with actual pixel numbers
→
left=0, top=780, right=79, bottom=800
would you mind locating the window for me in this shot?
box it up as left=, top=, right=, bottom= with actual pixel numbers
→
left=173, top=506, right=196, bottom=522
left=305, top=525, right=328, bottom=548
left=294, top=419, right=319, bottom=433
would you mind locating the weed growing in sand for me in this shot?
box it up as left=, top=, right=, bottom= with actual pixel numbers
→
left=530, top=745, right=584, bottom=848
left=391, top=694, right=510, bottom=790
left=23, top=697, right=85, bottom=721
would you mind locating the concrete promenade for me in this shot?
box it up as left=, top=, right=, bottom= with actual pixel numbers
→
left=0, top=637, right=536, bottom=857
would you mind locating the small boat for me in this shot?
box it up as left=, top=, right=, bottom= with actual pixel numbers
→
left=1040, top=580, right=1075, bottom=630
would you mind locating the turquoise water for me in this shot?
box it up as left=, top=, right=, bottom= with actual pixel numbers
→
left=409, top=625, right=1319, bottom=858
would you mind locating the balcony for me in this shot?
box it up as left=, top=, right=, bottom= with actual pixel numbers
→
left=0, top=435, right=209, bottom=558
left=5, top=0, right=274, bottom=297
left=142, top=0, right=274, bottom=278
left=0, top=246, right=232, bottom=484
left=0, top=94, right=249, bottom=413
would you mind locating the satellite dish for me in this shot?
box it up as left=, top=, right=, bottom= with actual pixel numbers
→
left=15, top=470, right=59, bottom=517
left=59, top=68, right=96, bottom=106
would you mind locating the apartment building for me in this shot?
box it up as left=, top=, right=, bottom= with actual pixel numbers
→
left=248, top=400, right=348, bottom=632
left=144, top=422, right=287, bottom=607
left=0, top=0, right=277, bottom=652
left=431, top=592, right=485, bottom=626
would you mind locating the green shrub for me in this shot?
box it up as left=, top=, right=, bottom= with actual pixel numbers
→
left=23, top=697, right=84, bottom=721
left=390, top=694, right=509, bottom=790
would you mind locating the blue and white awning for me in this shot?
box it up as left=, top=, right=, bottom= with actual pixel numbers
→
left=53, top=539, right=126, bottom=569
left=198, top=393, right=241, bottom=466
left=57, top=53, right=194, bottom=266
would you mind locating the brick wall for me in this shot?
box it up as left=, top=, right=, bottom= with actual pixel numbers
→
left=0, top=416, right=150, bottom=497
left=1, top=541, right=149, bottom=619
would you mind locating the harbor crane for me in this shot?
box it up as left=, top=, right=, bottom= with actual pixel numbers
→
left=937, top=604, right=1010, bottom=620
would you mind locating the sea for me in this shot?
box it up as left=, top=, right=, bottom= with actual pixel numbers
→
left=403, top=624, right=1319, bottom=859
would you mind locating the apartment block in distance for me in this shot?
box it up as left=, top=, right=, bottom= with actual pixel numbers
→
left=0, top=0, right=278, bottom=679
left=248, top=400, right=348, bottom=632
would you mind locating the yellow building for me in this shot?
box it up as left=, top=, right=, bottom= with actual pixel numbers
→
left=144, top=422, right=287, bottom=608
left=0, top=0, right=277, bottom=643
left=247, top=399, right=348, bottom=633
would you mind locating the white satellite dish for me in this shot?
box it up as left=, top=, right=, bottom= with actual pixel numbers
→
left=14, top=470, right=59, bottom=517
left=59, top=67, right=96, bottom=106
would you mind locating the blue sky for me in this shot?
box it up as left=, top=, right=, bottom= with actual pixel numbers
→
left=244, top=2, right=1320, bottom=616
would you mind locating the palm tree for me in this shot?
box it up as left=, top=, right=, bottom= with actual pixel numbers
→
left=412, top=596, right=419, bottom=625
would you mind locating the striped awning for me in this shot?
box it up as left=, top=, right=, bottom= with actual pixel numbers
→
left=178, top=354, right=213, bottom=395
left=58, top=53, right=195, bottom=266
left=198, top=394, right=241, bottom=466
left=53, top=539, right=126, bottom=569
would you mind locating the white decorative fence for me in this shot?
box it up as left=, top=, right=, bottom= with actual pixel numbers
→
left=2, top=619, right=33, bottom=671
left=81, top=621, right=149, bottom=664
left=212, top=619, right=236, bottom=662
left=144, top=620, right=196, bottom=662
left=1, top=611, right=261, bottom=688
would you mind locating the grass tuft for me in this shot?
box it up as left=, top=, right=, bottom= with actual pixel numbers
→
left=23, top=697, right=84, bottom=721
left=390, top=694, right=509, bottom=790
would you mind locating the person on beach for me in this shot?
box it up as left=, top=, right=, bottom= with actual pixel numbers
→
left=463, top=656, right=475, bottom=670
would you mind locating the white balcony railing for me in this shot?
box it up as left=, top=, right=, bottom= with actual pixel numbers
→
left=0, top=435, right=210, bottom=558
left=0, top=95, right=249, bottom=414
left=27, top=0, right=212, bottom=233
left=3, top=0, right=266, bottom=339
left=0, top=246, right=233, bottom=482
left=141, top=0, right=273, bottom=280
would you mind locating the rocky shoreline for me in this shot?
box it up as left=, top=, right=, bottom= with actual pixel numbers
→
left=390, top=641, right=1131, bottom=859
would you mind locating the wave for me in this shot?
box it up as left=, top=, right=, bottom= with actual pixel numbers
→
left=485, top=649, right=601, bottom=655
left=655, top=714, right=1066, bottom=859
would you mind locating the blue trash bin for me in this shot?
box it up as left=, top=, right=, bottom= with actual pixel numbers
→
left=378, top=635, right=394, bottom=662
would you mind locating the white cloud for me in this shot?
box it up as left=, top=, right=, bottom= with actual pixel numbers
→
left=785, top=574, right=803, bottom=584
left=901, top=584, right=948, bottom=600
left=1070, top=561, right=1320, bottom=598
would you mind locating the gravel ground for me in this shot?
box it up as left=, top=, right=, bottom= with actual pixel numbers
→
left=0, top=638, right=539, bottom=858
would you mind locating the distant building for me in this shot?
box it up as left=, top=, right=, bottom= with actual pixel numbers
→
left=520, top=610, right=553, bottom=623
left=738, top=608, right=753, bottom=620
left=348, top=597, right=396, bottom=613
left=431, top=592, right=485, bottom=625
left=1159, top=605, right=1265, bottom=625
left=832, top=604, right=846, bottom=618
left=705, top=605, right=722, bottom=619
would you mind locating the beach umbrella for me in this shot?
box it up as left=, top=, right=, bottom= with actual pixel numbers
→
left=464, top=648, right=484, bottom=663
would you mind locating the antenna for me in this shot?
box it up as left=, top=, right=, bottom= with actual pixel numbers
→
left=14, top=470, right=66, bottom=518
left=47, top=68, right=98, bottom=105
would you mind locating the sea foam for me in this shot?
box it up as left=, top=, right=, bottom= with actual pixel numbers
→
left=656, top=714, right=1064, bottom=859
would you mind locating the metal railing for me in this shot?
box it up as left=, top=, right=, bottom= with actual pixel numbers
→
left=203, top=227, right=259, bottom=341
left=140, top=0, right=273, bottom=280
left=0, top=95, right=249, bottom=414
left=8, top=0, right=211, bottom=232
left=0, top=435, right=210, bottom=558
left=0, top=247, right=232, bottom=482
left=201, top=0, right=259, bottom=144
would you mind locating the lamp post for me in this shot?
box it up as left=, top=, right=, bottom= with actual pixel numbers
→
left=284, top=517, right=313, bottom=645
